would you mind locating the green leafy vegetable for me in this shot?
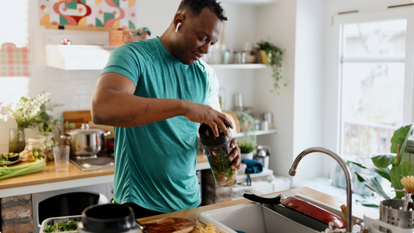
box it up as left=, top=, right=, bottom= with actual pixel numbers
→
left=43, top=220, right=79, bottom=232
left=0, top=159, right=45, bottom=180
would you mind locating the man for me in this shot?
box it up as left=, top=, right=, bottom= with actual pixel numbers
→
left=91, top=0, right=241, bottom=218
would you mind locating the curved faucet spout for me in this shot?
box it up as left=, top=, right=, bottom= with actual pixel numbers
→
left=289, top=147, right=353, bottom=233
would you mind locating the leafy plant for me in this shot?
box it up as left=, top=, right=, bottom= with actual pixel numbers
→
left=43, top=220, right=79, bottom=232
left=257, top=40, right=284, bottom=95
left=2, top=92, right=62, bottom=132
left=348, top=124, right=414, bottom=203
left=238, top=140, right=255, bottom=154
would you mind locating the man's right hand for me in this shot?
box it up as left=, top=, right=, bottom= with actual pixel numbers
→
left=182, top=101, right=233, bottom=137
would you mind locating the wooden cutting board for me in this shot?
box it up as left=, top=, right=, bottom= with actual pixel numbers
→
left=139, top=218, right=197, bottom=233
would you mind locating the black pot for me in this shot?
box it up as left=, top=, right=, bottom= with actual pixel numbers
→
left=79, top=204, right=141, bottom=233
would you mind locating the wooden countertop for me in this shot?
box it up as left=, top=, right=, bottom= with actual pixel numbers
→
left=138, top=187, right=346, bottom=228
left=0, top=154, right=208, bottom=190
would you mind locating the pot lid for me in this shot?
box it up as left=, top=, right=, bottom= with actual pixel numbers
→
left=66, top=123, right=105, bottom=135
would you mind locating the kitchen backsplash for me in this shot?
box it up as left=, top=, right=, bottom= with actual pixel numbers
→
left=0, top=65, right=102, bottom=154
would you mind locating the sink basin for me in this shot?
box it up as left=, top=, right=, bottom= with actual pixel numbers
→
left=198, top=191, right=356, bottom=233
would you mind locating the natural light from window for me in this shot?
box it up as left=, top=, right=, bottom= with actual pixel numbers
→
left=340, top=19, right=406, bottom=158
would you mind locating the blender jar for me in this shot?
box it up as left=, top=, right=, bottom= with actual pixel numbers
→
left=199, top=124, right=237, bottom=187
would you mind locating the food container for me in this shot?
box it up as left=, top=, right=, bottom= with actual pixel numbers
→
left=199, top=124, right=237, bottom=187
left=25, top=136, right=47, bottom=161
left=60, top=123, right=110, bottom=159
left=38, top=132, right=55, bottom=161
left=39, top=215, right=81, bottom=233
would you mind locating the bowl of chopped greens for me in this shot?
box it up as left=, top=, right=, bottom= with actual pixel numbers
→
left=40, top=215, right=81, bottom=233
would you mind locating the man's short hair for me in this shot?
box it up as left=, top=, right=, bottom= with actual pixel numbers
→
left=178, top=0, right=228, bottom=21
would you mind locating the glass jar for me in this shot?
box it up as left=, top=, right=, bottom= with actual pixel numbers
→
left=37, top=132, right=55, bottom=161
left=25, top=136, right=47, bottom=161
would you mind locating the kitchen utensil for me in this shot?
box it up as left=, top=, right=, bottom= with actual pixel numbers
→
left=199, top=123, right=237, bottom=187
left=233, top=93, right=244, bottom=112
left=254, top=145, right=270, bottom=169
left=365, top=215, right=414, bottom=233
left=60, top=123, right=110, bottom=158
left=223, top=111, right=240, bottom=134
left=78, top=203, right=142, bottom=233
left=139, top=218, right=196, bottom=233
left=53, top=145, right=70, bottom=172
left=379, top=199, right=414, bottom=231
left=243, top=193, right=346, bottom=231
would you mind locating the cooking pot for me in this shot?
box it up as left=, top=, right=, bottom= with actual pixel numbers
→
left=60, top=123, right=110, bottom=158
left=78, top=204, right=142, bottom=233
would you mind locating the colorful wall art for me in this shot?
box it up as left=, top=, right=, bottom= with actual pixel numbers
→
left=0, top=43, right=32, bottom=77
left=39, top=0, right=137, bottom=30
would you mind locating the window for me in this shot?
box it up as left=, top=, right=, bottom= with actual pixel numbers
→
left=340, top=19, right=407, bottom=157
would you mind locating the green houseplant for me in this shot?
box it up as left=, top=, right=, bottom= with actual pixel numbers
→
left=348, top=124, right=414, bottom=207
left=3, top=92, right=62, bottom=153
left=257, top=40, right=284, bottom=95
left=238, top=139, right=256, bottom=160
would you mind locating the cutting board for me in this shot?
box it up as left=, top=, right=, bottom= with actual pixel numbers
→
left=139, top=218, right=197, bottom=233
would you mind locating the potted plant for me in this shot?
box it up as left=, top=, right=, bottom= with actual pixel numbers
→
left=257, top=40, right=284, bottom=95
left=348, top=123, right=414, bottom=207
left=3, top=92, right=61, bottom=153
left=238, top=140, right=255, bottom=160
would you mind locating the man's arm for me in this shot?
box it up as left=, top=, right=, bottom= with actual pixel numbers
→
left=91, top=72, right=233, bottom=136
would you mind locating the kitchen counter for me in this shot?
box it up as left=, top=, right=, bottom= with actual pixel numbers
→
left=138, top=187, right=346, bottom=228
left=0, top=153, right=209, bottom=198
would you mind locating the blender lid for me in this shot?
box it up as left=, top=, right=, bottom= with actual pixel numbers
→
left=198, top=123, right=231, bottom=146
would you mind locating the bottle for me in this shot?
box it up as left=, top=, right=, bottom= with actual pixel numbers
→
left=199, top=124, right=237, bottom=187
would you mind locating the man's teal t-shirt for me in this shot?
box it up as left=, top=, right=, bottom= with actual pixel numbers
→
left=101, top=38, right=219, bottom=213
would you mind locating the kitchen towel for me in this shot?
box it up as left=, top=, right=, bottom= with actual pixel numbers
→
left=241, top=159, right=263, bottom=186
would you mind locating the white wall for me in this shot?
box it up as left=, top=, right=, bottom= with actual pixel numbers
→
left=292, top=0, right=326, bottom=182
left=254, top=0, right=297, bottom=178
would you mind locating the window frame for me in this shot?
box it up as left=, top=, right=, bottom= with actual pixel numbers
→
left=324, top=7, right=414, bottom=155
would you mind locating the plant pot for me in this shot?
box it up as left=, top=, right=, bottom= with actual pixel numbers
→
left=9, top=129, right=25, bottom=153
left=241, top=152, right=253, bottom=160
left=260, top=50, right=269, bottom=64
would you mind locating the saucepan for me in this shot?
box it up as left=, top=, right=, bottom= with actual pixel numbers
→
left=60, top=123, right=110, bottom=158
left=243, top=193, right=346, bottom=231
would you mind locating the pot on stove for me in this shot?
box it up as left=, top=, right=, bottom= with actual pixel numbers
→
left=61, top=123, right=111, bottom=159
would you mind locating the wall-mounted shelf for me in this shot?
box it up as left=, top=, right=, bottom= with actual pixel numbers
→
left=209, top=64, right=267, bottom=69
left=221, top=0, right=277, bottom=5
left=233, top=129, right=277, bottom=138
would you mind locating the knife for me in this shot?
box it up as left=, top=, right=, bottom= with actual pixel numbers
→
left=136, top=219, right=150, bottom=233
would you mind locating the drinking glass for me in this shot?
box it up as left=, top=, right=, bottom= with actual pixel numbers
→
left=53, top=145, right=70, bottom=172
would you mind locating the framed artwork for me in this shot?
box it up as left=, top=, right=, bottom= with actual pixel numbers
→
left=39, top=0, right=137, bottom=30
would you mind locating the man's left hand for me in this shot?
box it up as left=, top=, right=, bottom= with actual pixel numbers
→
left=229, top=138, right=241, bottom=170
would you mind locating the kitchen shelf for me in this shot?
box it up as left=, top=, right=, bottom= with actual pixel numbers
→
left=221, top=0, right=277, bottom=5
left=209, top=64, right=267, bottom=69
left=237, top=168, right=274, bottom=183
left=233, top=129, right=277, bottom=138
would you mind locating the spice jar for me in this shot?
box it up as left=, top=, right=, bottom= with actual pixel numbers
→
left=37, top=132, right=55, bottom=161
left=25, top=136, right=47, bottom=161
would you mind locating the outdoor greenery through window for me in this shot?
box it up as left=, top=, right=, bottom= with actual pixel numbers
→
left=340, top=19, right=406, bottom=158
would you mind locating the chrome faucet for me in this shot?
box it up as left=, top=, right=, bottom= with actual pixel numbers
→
left=288, top=147, right=353, bottom=233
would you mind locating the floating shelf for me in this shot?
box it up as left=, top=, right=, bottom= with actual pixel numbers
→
left=221, top=0, right=278, bottom=5
left=209, top=64, right=267, bottom=69
left=233, top=129, right=277, bottom=138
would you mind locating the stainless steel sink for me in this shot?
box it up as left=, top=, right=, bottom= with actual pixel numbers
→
left=199, top=191, right=356, bottom=233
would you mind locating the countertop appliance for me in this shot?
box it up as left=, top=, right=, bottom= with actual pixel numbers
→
left=70, top=150, right=114, bottom=171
